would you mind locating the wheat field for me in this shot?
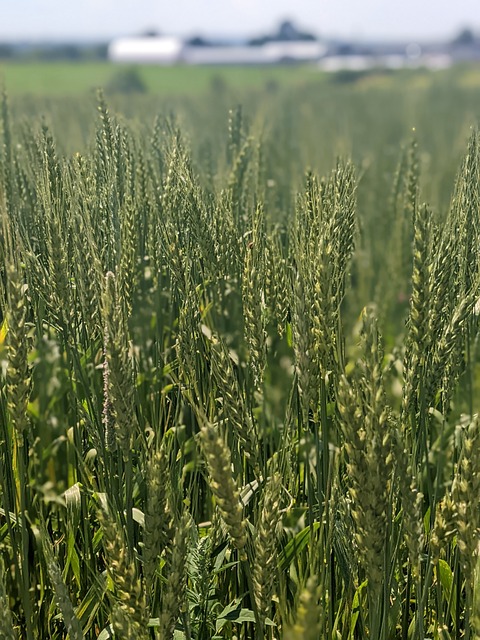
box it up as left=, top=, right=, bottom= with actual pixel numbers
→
left=1, top=74, right=480, bottom=639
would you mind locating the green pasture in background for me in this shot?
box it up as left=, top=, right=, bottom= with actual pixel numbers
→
left=1, top=59, right=480, bottom=97
left=0, top=61, right=325, bottom=96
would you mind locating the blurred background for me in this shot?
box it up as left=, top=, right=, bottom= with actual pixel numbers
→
left=1, top=0, right=480, bottom=96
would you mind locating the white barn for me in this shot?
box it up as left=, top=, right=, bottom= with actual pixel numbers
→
left=108, top=37, right=326, bottom=65
left=108, top=37, right=184, bottom=64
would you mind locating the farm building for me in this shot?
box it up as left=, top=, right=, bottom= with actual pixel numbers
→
left=183, top=41, right=326, bottom=64
left=108, top=36, right=184, bottom=64
left=108, top=36, right=326, bottom=65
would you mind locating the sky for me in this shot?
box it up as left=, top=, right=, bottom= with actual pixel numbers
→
left=1, top=0, right=479, bottom=42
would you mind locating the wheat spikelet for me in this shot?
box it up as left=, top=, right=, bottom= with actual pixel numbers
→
left=431, top=291, right=476, bottom=412
left=211, top=192, right=241, bottom=281
left=71, top=205, right=103, bottom=338
left=292, top=270, right=317, bottom=417
left=298, top=173, right=332, bottom=381
left=292, top=166, right=356, bottom=417
left=176, top=289, right=202, bottom=396
left=158, top=512, right=190, bottom=640
left=449, top=130, right=480, bottom=297
left=452, top=416, right=480, bottom=585
left=99, top=507, right=149, bottom=640
left=227, top=105, right=245, bottom=164
left=39, top=127, right=73, bottom=323
left=228, top=136, right=254, bottom=225
left=199, top=422, right=247, bottom=553
left=118, top=194, right=138, bottom=319
left=337, top=309, right=393, bottom=594
left=160, top=148, right=186, bottom=286
left=242, top=204, right=267, bottom=391
left=405, top=132, right=420, bottom=227
left=393, top=432, right=424, bottom=577
left=430, top=494, right=457, bottom=564
left=402, top=202, right=432, bottom=430
left=96, top=89, right=117, bottom=164
left=5, top=262, right=30, bottom=444
left=329, top=160, right=356, bottom=317
left=144, top=446, right=173, bottom=592
left=209, top=339, right=259, bottom=469
left=284, top=576, right=321, bottom=640
left=95, top=91, right=120, bottom=269
left=1, top=91, right=14, bottom=216
left=310, top=232, right=335, bottom=379
left=102, top=270, right=137, bottom=459
left=427, top=233, right=457, bottom=347
left=266, top=232, right=289, bottom=336
left=252, top=472, right=283, bottom=627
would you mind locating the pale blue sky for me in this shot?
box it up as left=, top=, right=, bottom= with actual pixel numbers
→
left=1, top=0, right=479, bottom=42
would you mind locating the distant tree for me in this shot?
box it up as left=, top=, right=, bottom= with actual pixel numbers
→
left=106, top=67, right=147, bottom=94
left=36, top=45, right=82, bottom=61
left=330, top=69, right=369, bottom=84
left=88, top=43, right=109, bottom=60
left=248, top=35, right=268, bottom=46
left=336, top=43, right=355, bottom=56
left=277, top=21, right=295, bottom=40
left=277, top=20, right=316, bottom=41
left=0, top=44, right=14, bottom=59
left=264, top=77, right=280, bottom=93
left=452, top=28, right=476, bottom=47
left=141, top=29, right=161, bottom=37
left=187, top=36, right=213, bottom=47
left=248, top=19, right=317, bottom=46
left=210, top=74, right=227, bottom=94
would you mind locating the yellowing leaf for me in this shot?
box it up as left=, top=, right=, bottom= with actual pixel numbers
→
left=0, top=317, right=8, bottom=347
